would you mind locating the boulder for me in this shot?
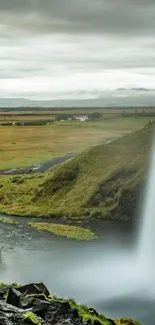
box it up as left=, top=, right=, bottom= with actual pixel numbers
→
left=44, top=300, right=72, bottom=322
left=32, top=300, right=51, bottom=318
left=22, top=294, right=48, bottom=309
left=36, top=283, right=50, bottom=297
left=6, top=287, right=22, bottom=308
left=93, top=320, right=102, bottom=325
left=0, top=299, right=84, bottom=325
left=107, top=318, right=116, bottom=325
left=0, top=301, right=30, bottom=325
left=88, top=308, right=98, bottom=316
left=0, top=289, right=5, bottom=300
left=17, top=282, right=50, bottom=296
left=0, top=283, right=118, bottom=325
left=120, top=319, right=136, bottom=325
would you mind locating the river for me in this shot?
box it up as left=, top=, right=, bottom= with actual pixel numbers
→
left=0, top=215, right=154, bottom=325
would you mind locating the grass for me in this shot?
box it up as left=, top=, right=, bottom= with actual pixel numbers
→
left=28, top=222, right=97, bottom=241
left=68, top=298, right=109, bottom=325
left=24, top=312, right=42, bottom=325
left=0, top=116, right=154, bottom=169
left=0, top=217, right=20, bottom=225
left=0, top=125, right=153, bottom=219
left=115, top=319, right=143, bottom=325
left=0, top=282, right=19, bottom=290
left=47, top=296, right=143, bottom=325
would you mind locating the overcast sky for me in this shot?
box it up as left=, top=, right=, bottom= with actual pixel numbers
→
left=0, top=0, right=155, bottom=99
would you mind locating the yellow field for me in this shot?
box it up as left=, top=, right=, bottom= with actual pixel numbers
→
left=0, top=115, right=56, bottom=122
left=0, top=117, right=154, bottom=169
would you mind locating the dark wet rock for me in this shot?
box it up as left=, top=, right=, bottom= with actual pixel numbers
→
left=120, top=319, right=136, bottom=325
left=0, top=283, right=122, bottom=325
left=22, top=294, right=49, bottom=309
left=93, top=320, right=102, bottom=325
left=51, top=316, right=83, bottom=325
left=0, top=300, right=44, bottom=324
left=0, top=301, right=28, bottom=324
left=6, top=287, right=22, bottom=308
left=88, top=308, right=98, bottom=316
left=0, top=290, right=5, bottom=300
left=0, top=297, right=83, bottom=325
left=107, top=318, right=116, bottom=325
left=44, top=300, right=72, bottom=322
left=36, top=283, right=50, bottom=297
left=32, top=300, right=51, bottom=318
left=18, top=282, right=50, bottom=297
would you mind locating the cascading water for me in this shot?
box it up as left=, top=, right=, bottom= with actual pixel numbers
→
left=137, top=130, right=155, bottom=286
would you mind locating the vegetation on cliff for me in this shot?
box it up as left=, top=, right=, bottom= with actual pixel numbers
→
left=0, top=126, right=152, bottom=219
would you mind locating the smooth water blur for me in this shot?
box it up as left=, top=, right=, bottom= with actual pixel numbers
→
left=137, top=132, right=155, bottom=284
left=0, top=218, right=155, bottom=324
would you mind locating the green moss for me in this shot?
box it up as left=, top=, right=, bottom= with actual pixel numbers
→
left=24, top=312, right=42, bottom=325
left=0, top=282, right=19, bottom=290
left=29, top=222, right=98, bottom=241
left=0, top=217, right=20, bottom=225
left=69, top=299, right=108, bottom=325
left=115, top=318, right=144, bottom=325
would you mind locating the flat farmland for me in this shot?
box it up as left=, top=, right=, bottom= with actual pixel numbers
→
left=0, top=117, right=154, bottom=169
left=1, top=107, right=155, bottom=123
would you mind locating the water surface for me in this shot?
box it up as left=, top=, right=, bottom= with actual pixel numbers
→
left=0, top=217, right=154, bottom=325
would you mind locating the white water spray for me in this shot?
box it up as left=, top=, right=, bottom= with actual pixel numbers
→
left=137, top=131, right=155, bottom=282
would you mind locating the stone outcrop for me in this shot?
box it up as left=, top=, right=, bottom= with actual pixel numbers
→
left=6, top=287, right=22, bottom=308
left=0, top=283, right=140, bottom=325
left=17, top=282, right=50, bottom=297
left=0, top=282, right=112, bottom=325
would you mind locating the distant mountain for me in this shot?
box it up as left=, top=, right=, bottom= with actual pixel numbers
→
left=0, top=89, right=155, bottom=109
left=117, top=87, right=154, bottom=92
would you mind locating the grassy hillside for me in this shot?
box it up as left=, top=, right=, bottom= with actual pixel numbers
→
left=0, top=126, right=153, bottom=219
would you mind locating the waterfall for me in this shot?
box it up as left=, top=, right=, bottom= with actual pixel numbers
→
left=137, top=131, right=155, bottom=281
left=65, top=131, right=155, bottom=304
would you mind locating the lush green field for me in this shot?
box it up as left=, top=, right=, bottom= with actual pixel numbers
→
left=0, top=125, right=152, bottom=219
left=0, top=117, right=154, bottom=169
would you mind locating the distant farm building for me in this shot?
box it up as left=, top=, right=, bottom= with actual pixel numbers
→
left=74, top=116, right=88, bottom=122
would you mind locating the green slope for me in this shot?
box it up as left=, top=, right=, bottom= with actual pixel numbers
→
left=0, top=126, right=153, bottom=219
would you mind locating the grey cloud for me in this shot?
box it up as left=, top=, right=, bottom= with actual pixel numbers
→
left=0, top=0, right=155, bottom=35
left=0, top=0, right=154, bottom=98
left=0, top=31, right=154, bottom=83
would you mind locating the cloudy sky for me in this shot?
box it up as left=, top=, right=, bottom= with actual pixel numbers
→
left=0, top=0, right=155, bottom=100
